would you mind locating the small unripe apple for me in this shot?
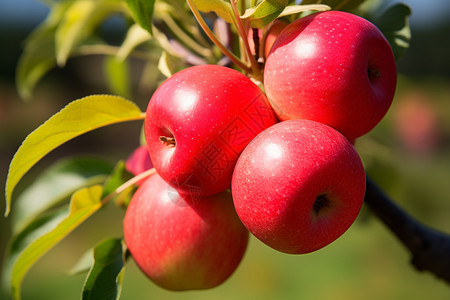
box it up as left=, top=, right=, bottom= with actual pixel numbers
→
left=232, top=119, right=366, bottom=254
left=145, top=64, right=277, bottom=197
left=124, top=173, right=249, bottom=291
left=264, top=11, right=397, bottom=140
left=125, top=145, right=153, bottom=185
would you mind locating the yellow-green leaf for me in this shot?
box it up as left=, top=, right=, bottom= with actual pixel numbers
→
left=10, top=185, right=104, bottom=300
left=242, top=0, right=288, bottom=19
left=242, top=1, right=330, bottom=28
left=5, top=95, right=144, bottom=216
left=192, top=0, right=234, bottom=23
left=158, top=51, right=178, bottom=78
left=11, top=157, right=113, bottom=234
left=15, top=1, right=72, bottom=100
left=56, top=0, right=122, bottom=66
left=116, top=23, right=152, bottom=61
left=278, top=4, right=330, bottom=18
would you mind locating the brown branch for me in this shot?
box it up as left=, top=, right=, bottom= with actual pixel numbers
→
left=364, top=176, right=450, bottom=283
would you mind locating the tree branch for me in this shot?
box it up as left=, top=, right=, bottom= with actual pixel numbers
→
left=364, top=176, right=450, bottom=283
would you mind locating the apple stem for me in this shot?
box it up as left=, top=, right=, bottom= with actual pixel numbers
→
left=230, top=0, right=262, bottom=80
left=313, top=194, right=330, bottom=215
left=160, top=136, right=176, bottom=147
left=252, top=28, right=261, bottom=62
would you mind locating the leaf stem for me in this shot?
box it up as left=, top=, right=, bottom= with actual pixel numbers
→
left=160, top=14, right=214, bottom=58
left=76, top=44, right=152, bottom=61
left=185, top=0, right=250, bottom=73
left=162, top=0, right=211, bottom=48
left=230, top=0, right=261, bottom=78
left=101, top=168, right=156, bottom=206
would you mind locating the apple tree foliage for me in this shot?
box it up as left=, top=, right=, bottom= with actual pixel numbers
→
left=3, top=0, right=432, bottom=299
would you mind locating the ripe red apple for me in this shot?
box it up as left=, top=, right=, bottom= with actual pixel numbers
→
left=125, top=145, right=153, bottom=185
left=264, top=11, right=397, bottom=140
left=231, top=119, right=366, bottom=254
left=123, top=173, right=249, bottom=291
left=145, top=64, right=277, bottom=197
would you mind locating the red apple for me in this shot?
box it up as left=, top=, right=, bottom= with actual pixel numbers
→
left=264, top=11, right=397, bottom=140
left=123, top=173, right=249, bottom=291
left=125, top=145, right=153, bottom=185
left=145, top=64, right=277, bottom=197
left=231, top=119, right=366, bottom=254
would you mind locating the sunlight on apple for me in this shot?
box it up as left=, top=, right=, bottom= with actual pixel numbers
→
left=176, top=89, right=198, bottom=112
left=265, top=143, right=283, bottom=160
left=294, top=39, right=317, bottom=60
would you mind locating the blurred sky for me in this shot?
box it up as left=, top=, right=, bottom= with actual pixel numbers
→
left=1, top=0, right=450, bottom=30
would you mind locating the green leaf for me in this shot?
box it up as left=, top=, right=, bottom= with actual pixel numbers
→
left=12, top=157, right=114, bottom=234
left=2, top=208, right=67, bottom=296
left=101, top=161, right=135, bottom=207
left=82, top=238, right=126, bottom=300
left=242, top=0, right=289, bottom=28
left=116, top=23, right=152, bottom=61
left=191, top=0, right=234, bottom=23
left=10, top=185, right=104, bottom=300
left=104, top=56, right=132, bottom=98
left=15, top=1, right=72, bottom=100
left=125, top=0, right=157, bottom=34
left=370, top=3, right=412, bottom=61
left=56, top=0, right=123, bottom=66
left=15, top=31, right=56, bottom=101
left=5, top=95, right=144, bottom=216
left=102, top=161, right=129, bottom=198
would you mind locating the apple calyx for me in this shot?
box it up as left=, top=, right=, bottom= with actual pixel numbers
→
left=159, top=136, right=176, bottom=147
left=368, top=68, right=381, bottom=79
left=313, top=194, right=331, bottom=216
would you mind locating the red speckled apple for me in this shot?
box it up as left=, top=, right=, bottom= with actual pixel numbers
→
left=124, top=173, right=249, bottom=291
left=145, top=64, right=277, bottom=197
left=231, top=119, right=366, bottom=254
left=264, top=11, right=397, bottom=140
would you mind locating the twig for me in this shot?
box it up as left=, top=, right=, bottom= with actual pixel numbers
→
left=230, top=0, right=261, bottom=77
left=364, top=176, right=450, bottom=283
left=185, top=0, right=250, bottom=72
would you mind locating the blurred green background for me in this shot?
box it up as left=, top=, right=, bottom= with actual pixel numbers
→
left=1, top=0, right=449, bottom=299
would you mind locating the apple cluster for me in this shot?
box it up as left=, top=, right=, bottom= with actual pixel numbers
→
left=123, top=11, right=397, bottom=291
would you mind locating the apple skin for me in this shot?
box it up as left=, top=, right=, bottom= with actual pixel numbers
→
left=123, top=172, right=249, bottom=291
left=125, top=145, right=153, bottom=185
left=264, top=11, right=397, bottom=140
left=145, top=64, right=277, bottom=197
left=231, top=119, right=366, bottom=254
